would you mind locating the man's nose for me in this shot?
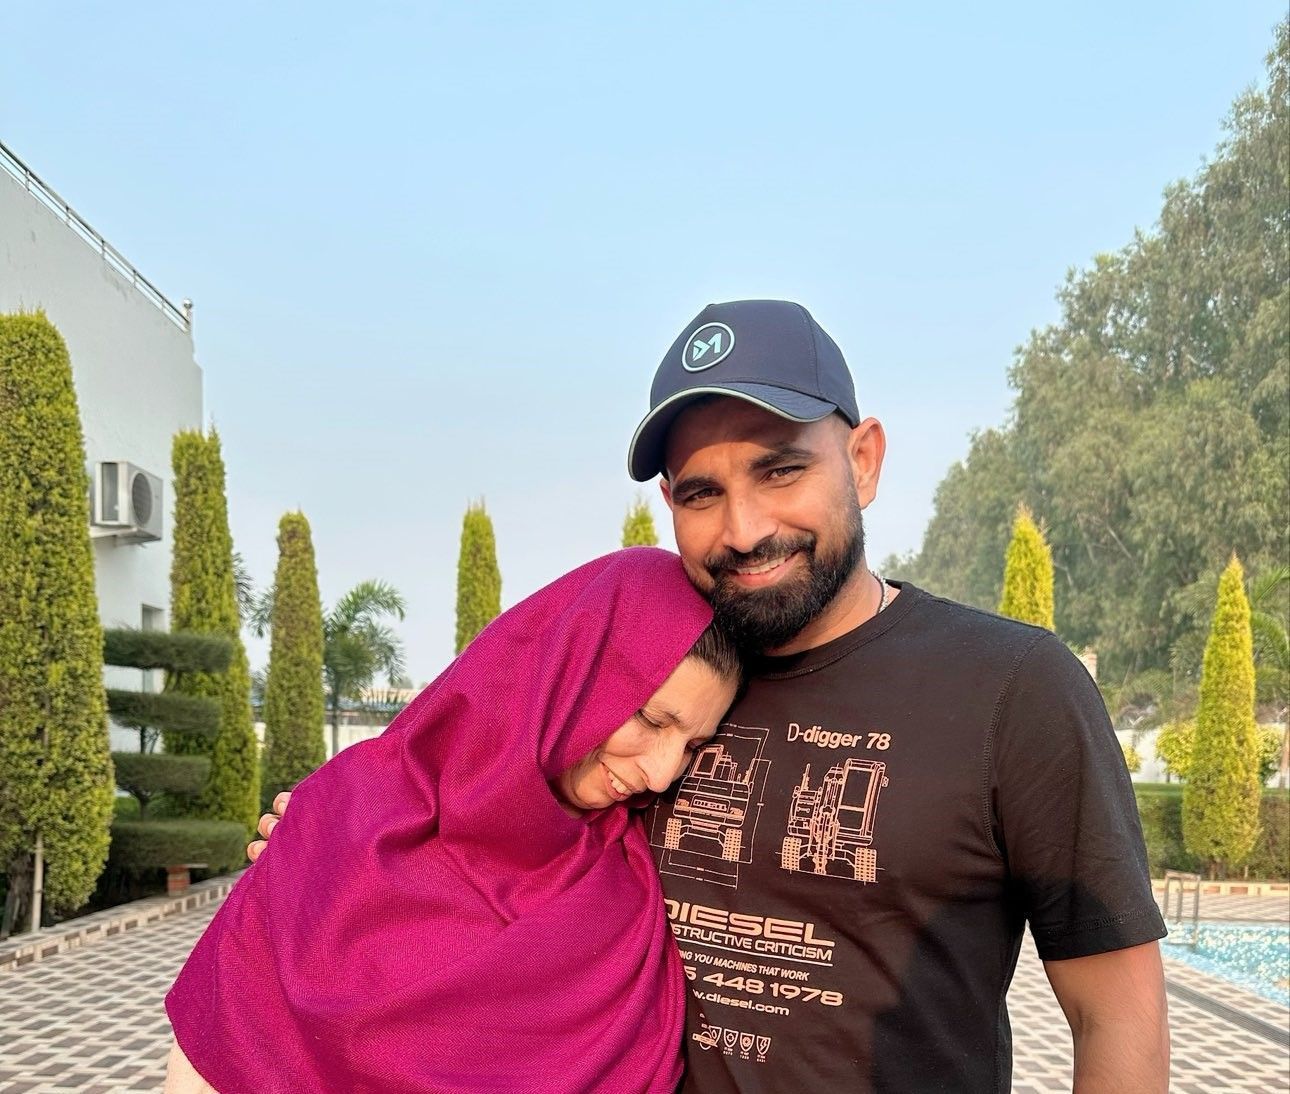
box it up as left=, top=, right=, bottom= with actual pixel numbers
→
left=722, top=494, right=777, bottom=556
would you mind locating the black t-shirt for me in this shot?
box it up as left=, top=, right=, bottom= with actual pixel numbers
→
left=646, top=584, right=1165, bottom=1093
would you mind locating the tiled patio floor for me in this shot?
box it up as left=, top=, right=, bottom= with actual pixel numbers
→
left=1, top=888, right=1286, bottom=1092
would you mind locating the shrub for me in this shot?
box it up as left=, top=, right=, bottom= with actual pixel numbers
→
left=997, top=504, right=1055, bottom=630
left=107, top=820, right=247, bottom=874
left=1155, top=721, right=1195, bottom=780
left=1121, top=741, right=1143, bottom=774
left=0, top=312, right=114, bottom=916
left=110, top=754, right=210, bottom=817
left=167, top=429, right=259, bottom=830
left=622, top=496, right=659, bottom=547
left=105, top=690, right=220, bottom=750
left=261, top=513, right=326, bottom=805
left=103, top=629, right=232, bottom=673
left=1134, top=784, right=1288, bottom=879
left=1183, top=558, right=1262, bottom=872
left=455, top=501, right=501, bottom=654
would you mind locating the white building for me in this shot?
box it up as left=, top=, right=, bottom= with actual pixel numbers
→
left=0, top=141, right=203, bottom=748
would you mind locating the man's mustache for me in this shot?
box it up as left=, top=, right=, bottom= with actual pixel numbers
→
left=704, top=535, right=816, bottom=581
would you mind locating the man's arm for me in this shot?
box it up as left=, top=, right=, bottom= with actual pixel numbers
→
left=1043, top=941, right=1169, bottom=1093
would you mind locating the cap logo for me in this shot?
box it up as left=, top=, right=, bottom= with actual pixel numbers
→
left=682, top=322, right=735, bottom=372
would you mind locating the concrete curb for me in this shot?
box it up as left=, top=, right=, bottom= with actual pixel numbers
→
left=0, top=869, right=244, bottom=974
left=1152, top=877, right=1290, bottom=898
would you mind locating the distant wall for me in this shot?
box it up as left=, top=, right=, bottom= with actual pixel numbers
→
left=0, top=167, right=203, bottom=747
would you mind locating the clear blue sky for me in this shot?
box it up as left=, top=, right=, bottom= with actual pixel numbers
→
left=3, top=2, right=1284, bottom=683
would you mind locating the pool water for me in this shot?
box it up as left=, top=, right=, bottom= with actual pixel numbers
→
left=1162, top=921, right=1290, bottom=1006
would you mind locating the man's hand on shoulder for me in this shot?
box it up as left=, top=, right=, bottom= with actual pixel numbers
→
left=246, top=791, right=291, bottom=862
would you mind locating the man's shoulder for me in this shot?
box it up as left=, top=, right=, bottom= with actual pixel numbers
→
left=893, top=585, right=1094, bottom=689
left=899, top=584, right=1053, bottom=652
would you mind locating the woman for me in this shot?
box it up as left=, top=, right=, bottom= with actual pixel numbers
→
left=165, top=548, right=740, bottom=1093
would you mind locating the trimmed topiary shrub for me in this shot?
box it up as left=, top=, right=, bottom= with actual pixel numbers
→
left=261, top=513, right=326, bottom=806
left=107, top=820, right=247, bottom=874
left=167, top=429, right=259, bottom=831
left=1183, top=557, right=1262, bottom=874
left=998, top=504, right=1055, bottom=631
left=0, top=312, right=114, bottom=922
left=110, top=754, right=210, bottom=817
left=106, top=690, right=220, bottom=751
left=455, top=501, right=502, bottom=655
left=621, top=496, right=659, bottom=547
left=103, top=629, right=232, bottom=673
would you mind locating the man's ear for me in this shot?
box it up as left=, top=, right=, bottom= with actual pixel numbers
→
left=847, top=418, right=886, bottom=508
left=659, top=477, right=674, bottom=512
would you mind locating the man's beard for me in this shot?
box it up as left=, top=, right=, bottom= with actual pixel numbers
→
left=703, top=502, right=865, bottom=653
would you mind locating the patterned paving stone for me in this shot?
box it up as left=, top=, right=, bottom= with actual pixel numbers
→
left=0, top=895, right=1286, bottom=1092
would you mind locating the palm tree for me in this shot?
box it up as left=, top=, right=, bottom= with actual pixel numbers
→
left=323, top=581, right=407, bottom=756
left=252, top=580, right=407, bottom=756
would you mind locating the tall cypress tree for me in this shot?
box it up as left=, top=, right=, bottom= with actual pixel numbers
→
left=1183, top=556, right=1262, bottom=874
left=261, top=512, right=326, bottom=804
left=622, top=495, right=660, bottom=547
left=997, top=505, right=1055, bottom=630
left=167, top=429, right=259, bottom=831
left=455, top=501, right=501, bottom=655
left=0, top=313, right=114, bottom=925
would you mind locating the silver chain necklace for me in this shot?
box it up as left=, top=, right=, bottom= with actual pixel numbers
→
left=871, top=570, right=889, bottom=615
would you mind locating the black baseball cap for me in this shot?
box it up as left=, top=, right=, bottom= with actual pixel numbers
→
left=628, top=300, right=860, bottom=482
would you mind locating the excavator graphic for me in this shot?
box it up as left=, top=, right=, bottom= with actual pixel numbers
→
left=651, top=725, right=771, bottom=890
left=780, top=758, right=888, bottom=882
left=663, top=739, right=762, bottom=862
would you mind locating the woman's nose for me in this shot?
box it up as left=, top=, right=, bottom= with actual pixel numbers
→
left=641, top=742, right=689, bottom=793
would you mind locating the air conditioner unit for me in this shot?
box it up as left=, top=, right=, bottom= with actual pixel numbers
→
left=91, top=461, right=163, bottom=543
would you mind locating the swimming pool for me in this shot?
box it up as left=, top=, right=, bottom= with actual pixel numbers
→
left=1162, top=921, right=1290, bottom=1006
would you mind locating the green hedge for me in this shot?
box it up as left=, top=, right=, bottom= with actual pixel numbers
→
left=106, top=690, right=220, bottom=740
left=110, top=753, right=209, bottom=809
left=103, top=628, right=233, bottom=673
left=107, top=819, right=246, bottom=873
left=1135, top=784, right=1289, bottom=878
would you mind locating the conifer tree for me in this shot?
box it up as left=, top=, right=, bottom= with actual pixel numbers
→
left=0, top=313, right=114, bottom=924
left=455, top=501, right=501, bottom=655
left=1183, top=556, right=1262, bottom=874
left=998, top=505, right=1055, bottom=630
left=622, top=495, right=660, bottom=547
left=167, top=429, right=259, bottom=831
left=261, top=513, right=326, bottom=804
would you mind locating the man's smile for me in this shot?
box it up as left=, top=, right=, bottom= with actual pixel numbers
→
left=726, top=550, right=801, bottom=588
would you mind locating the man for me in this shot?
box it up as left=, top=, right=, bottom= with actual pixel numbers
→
left=256, top=300, right=1168, bottom=1091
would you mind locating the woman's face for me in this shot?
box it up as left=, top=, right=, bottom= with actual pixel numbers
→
left=554, top=657, right=738, bottom=813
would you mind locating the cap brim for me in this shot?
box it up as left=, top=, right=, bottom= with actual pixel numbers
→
left=627, top=383, right=839, bottom=482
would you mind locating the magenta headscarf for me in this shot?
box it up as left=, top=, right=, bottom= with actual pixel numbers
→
left=166, top=548, right=714, bottom=1093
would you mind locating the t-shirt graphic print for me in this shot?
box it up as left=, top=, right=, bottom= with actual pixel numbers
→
left=648, top=584, right=1165, bottom=1094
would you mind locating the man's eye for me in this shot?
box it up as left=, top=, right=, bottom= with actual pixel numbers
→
left=767, top=465, right=804, bottom=480
left=636, top=710, right=663, bottom=730
left=681, top=488, right=717, bottom=505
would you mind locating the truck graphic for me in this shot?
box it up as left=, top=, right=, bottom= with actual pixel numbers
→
left=780, top=759, right=888, bottom=882
left=650, top=725, right=770, bottom=888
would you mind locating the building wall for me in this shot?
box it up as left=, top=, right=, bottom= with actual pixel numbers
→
left=0, top=167, right=203, bottom=747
